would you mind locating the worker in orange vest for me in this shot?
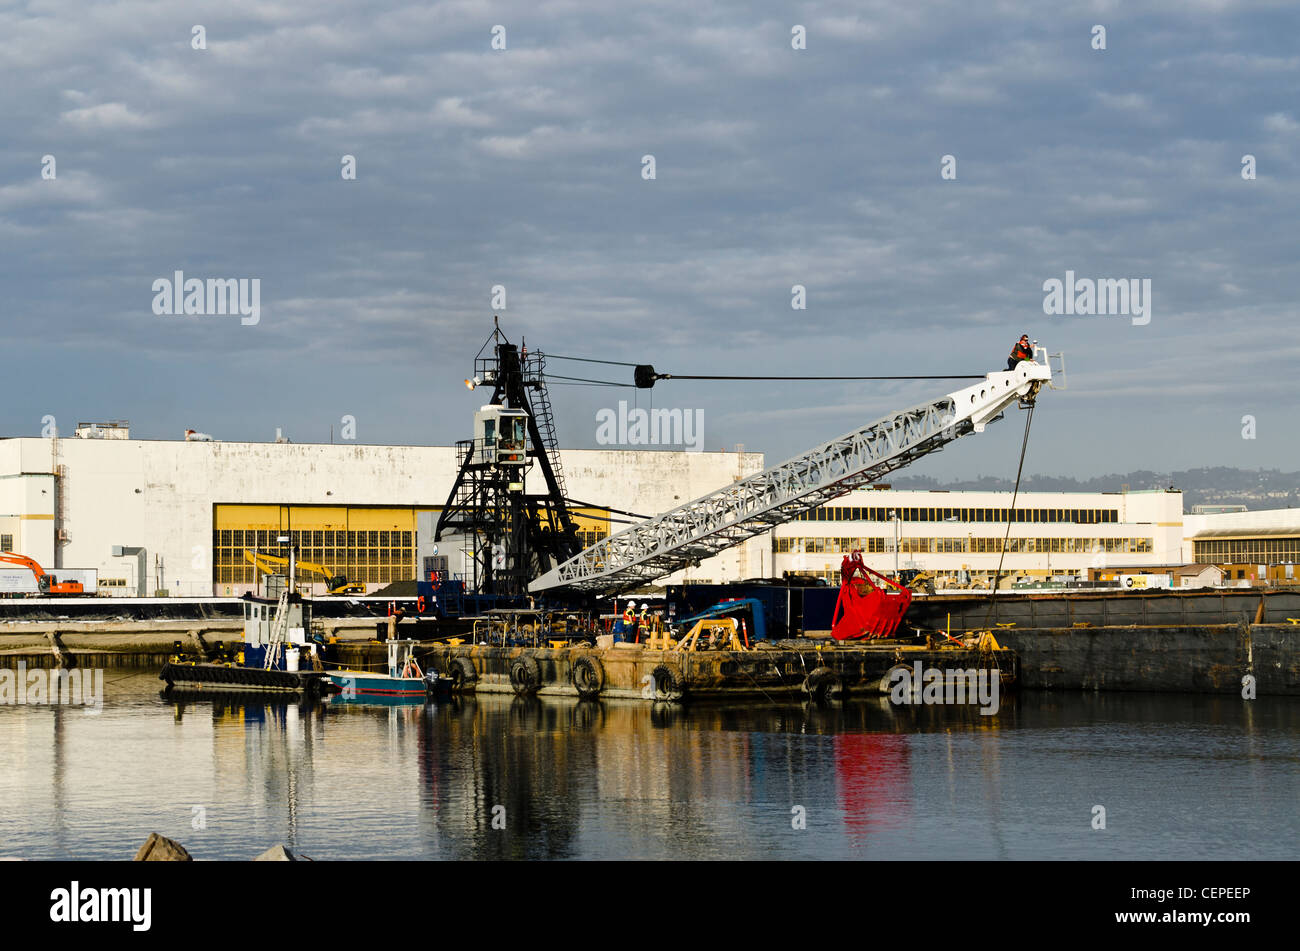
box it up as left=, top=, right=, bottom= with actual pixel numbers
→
left=615, top=601, right=635, bottom=642
left=1006, top=335, right=1033, bottom=370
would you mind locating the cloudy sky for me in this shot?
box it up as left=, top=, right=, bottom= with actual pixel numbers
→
left=2, top=0, right=1297, bottom=483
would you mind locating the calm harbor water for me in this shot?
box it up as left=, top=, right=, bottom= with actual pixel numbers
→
left=1, top=671, right=1296, bottom=860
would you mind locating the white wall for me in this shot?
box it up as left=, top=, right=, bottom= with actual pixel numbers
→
left=0, top=441, right=56, bottom=568
left=0, top=438, right=765, bottom=595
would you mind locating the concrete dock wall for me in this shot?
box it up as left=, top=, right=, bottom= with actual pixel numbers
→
left=907, top=589, right=1300, bottom=632
left=0, top=618, right=380, bottom=669
left=997, top=623, right=1299, bottom=695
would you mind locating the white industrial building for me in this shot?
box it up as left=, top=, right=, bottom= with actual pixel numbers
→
left=769, top=487, right=1186, bottom=586
left=1182, top=507, right=1300, bottom=584
left=0, top=430, right=764, bottom=597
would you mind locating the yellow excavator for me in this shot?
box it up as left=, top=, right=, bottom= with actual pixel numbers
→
left=242, top=550, right=366, bottom=595
left=894, top=569, right=938, bottom=595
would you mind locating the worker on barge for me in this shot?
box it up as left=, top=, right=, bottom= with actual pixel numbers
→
left=614, top=601, right=636, bottom=642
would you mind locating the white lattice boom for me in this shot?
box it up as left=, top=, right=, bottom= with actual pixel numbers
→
left=529, top=355, right=1055, bottom=593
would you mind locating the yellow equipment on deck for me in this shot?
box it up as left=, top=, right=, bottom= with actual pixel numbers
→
left=243, top=550, right=366, bottom=595
left=642, top=616, right=675, bottom=650
left=676, top=617, right=748, bottom=652
left=643, top=615, right=749, bottom=652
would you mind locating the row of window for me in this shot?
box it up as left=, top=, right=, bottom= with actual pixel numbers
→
left=796, top=506, right=1120, bottom=524
left=775, top=536, right=1154, bottom=555
left=213, top=526, right=612, bottom=587
left=215, top=529, right=414, bottom=549
left=212, top=529, right=416, bottom=585
left=1194, top=538, right=1300, bottom=564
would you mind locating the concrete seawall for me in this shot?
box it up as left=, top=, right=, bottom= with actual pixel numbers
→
left=908, top=589, right=1300, bottom=632
left=0, top=619, right=378, bottom=669
left=996, top=623, right=1299, bottom=695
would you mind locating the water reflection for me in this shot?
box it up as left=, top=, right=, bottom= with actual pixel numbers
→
left=1, top=677, right=1295, bottom=861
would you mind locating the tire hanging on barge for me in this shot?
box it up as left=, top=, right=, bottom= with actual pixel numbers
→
left=650, top=663, right=685, bottom=702
left=509, top=655, right=542, bottom=695
left=879, top=664, right=913, bottom=696
left=447, top=655, right=477, bottom=692
left=571, top=654, right=605, bottom=700
left=802, top=666, right=844, bottom=703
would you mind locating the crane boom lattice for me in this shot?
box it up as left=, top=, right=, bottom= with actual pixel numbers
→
left=529, top=355, right=1057, bottom=593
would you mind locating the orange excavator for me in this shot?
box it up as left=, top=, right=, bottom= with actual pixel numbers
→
left=0, top=552, right=84, bottom=595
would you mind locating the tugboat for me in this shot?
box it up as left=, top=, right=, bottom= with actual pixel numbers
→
left=160, top=591, right=335, bottom=698
left=325, top=638, right=451, bottom=705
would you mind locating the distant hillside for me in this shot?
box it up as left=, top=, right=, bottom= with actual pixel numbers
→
left=888, top=467, right=1300, bottom=512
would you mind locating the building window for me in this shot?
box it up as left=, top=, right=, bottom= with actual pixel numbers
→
left=577, top=529, right=608, bottom=549
left=0, top=534, right=10, bottom=552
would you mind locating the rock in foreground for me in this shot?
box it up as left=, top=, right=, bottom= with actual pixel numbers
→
left=254, top=844, right=313, bottom=861
left=133, top=833, right=193, bottom=862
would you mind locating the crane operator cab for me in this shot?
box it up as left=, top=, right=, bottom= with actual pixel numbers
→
left=474, top=406, right=529, bottom=466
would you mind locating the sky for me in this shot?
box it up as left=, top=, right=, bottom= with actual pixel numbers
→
left=2, top=0, right=1297, bottom=484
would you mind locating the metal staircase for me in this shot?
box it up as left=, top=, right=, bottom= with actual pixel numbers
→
left=530, top=354, right=1058, bottom=593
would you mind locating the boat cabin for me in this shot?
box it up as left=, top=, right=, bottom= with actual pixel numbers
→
left=240, top=593, right=316, bottom=671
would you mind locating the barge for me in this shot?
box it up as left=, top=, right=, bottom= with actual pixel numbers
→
left=423, top=636, right=1014, bottom=703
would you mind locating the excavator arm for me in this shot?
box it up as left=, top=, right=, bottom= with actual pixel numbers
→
left=0, top=552, right=84, bottom=595
left=242, top=550, right=364, bottom=595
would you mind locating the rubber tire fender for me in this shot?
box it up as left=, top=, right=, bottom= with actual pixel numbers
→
left=650, top=663, right=686, bottom=702
left=802, top=666, right=844, bottom=703
left=509, top=655, right=542, bottom=695
left=571, top=654, right=605, bottom=700
left=448, top=655, right=477, bottom=691
left=879, top=664, right=914, bottom=697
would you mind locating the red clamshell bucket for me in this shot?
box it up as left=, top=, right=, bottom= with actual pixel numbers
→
left=830, top=552, right=913, bottom=640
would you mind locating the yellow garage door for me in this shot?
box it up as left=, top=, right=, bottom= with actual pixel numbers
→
left=213, top=505, right=426, bottom=587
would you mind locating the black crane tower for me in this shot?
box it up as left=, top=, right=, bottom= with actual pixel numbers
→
left=434, top=320, right=583, bottom=597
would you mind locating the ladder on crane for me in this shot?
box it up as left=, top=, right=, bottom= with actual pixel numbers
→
left=263, top=590, right=291, bottom=670
left=527, top=350, right=569, bottom=504
left=529, top=350, right=1061, bottom=593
